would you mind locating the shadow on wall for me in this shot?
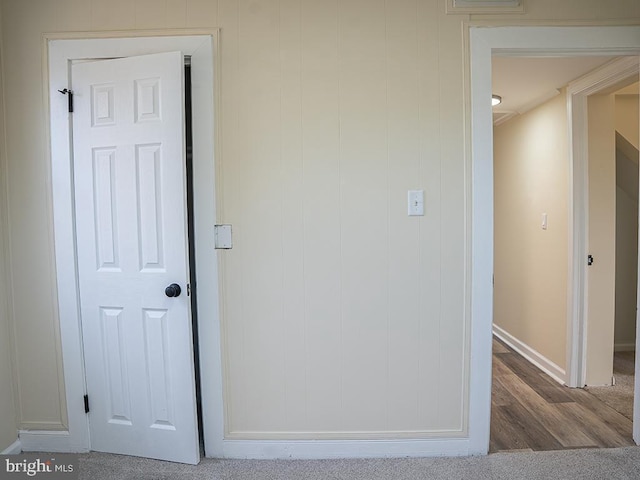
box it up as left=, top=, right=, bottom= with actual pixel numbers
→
left=615, top=131, right=639, bottom=352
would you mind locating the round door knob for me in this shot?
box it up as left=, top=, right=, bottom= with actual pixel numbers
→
left=165, top=283, right=182, bottom=298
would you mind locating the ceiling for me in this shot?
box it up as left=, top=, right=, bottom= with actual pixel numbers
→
left=492, top=56, right=618, bottom=125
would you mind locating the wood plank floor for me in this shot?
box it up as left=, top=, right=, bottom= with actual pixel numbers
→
left=490, top=337, right=635, bottom=453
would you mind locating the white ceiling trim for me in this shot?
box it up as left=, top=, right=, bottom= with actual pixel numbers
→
left=516, top=88, right=560, bottom=115
left=492, top=111, right=517, bottom=127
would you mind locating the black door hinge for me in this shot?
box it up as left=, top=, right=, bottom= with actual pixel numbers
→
left=587, top=254, right=594, bottom=266
left=58, top=88, right=74, bottom=113
left=83, top=394, right=90, bottom=414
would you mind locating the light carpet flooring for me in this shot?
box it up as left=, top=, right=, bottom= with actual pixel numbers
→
left=79, top=447, right=640, bottom=479
left=586, top=351, right=635, bottom=420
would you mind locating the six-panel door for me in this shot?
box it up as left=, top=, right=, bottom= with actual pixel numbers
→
left=72, top=51, right=199, bottom=465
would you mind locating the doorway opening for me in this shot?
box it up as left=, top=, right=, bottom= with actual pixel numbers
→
left=467, top=25, right=640, bottom=454
left=490, top=55, right=639, bottom=452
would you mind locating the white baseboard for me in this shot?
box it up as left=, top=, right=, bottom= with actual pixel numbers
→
left=1, top=439, right=21, bottom=455
left=493, top=324, right=566, bottom=385
left=19, top=431, right=477, bottom=460
left=219, top=438, right=475, bottom=460
left=614, top=342, right=636, bottom=352
left=19, top=430, right=89, bottom=453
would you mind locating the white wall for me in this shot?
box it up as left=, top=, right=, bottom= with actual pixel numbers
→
left=0, top=0, right=639, bottom=442
left=493, top=91, right=569, bottom=371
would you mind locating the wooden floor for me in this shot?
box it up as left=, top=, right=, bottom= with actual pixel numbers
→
left=490, top=337, right=635, bottom=453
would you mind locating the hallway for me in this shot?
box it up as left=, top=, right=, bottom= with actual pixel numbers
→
left=491, top=337, right=635, bottom=453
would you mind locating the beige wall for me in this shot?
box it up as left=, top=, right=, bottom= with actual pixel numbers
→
left=0, top=172, right=17, bottom=450
left=616, top=94, right=639, bottom=150
left=217, top=0, right=467, bottom=437
left=586, top=94, right=617, bottom=385
left=493, top=92, right=569, bottom=370
left=614, top=93, right=639, bottom=350
left=0, top=246, right=17, bottom=451
left=0, top=0, right=639, bottom=439
left=0, top=4, right=17, bottom=449
left=615, top=184, right=638, bottom=349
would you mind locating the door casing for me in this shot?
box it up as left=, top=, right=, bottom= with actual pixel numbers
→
left=469, top=25, right=640, bottom=453
left=45, top=31, right=224, bottom=457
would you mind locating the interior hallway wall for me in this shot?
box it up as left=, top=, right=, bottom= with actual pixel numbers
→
left=614, top=92, right=639, bottom=351
left=586, top=93, right=616, bottom=386
left=615, top=184, right=638, bottom=350
left=616, top=93, right=639, bottom=150
left=493, top=91, right=569, bottom=372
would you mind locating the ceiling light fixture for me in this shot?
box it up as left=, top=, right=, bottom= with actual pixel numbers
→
left=492, top=94, right=502, bottom=106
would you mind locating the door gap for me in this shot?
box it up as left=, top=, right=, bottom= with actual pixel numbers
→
left=184, top=61, right=205, bottom=452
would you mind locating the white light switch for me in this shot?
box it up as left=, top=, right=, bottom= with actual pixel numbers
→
left=541, top=213, right=548, bottom=230
left=408, top=190, right=424, bottom=216
left=214, top=224, right=233, bottom=249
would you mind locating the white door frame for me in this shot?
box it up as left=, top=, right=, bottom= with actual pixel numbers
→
left=468, top=25, right=640, bottom=453
left=42, top=31, right=224, bottom=457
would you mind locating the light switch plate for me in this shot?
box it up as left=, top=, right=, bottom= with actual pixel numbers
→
left=214, top=224, right=233, bottom=249
left=408, top=190, right=424, bottom=216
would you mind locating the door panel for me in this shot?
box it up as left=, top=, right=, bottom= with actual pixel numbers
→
left=72, top=51, right=199, bottom=464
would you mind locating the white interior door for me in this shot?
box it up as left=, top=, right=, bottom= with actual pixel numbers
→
left=71, top=51, right=200, bottom=464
